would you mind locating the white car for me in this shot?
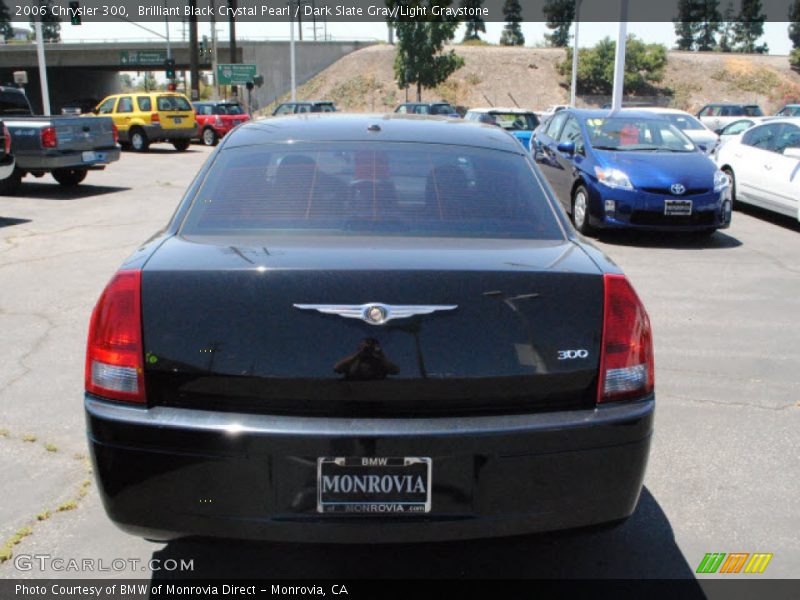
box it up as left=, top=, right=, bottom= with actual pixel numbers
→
left=714, top=118, right=800, bottom=222
left=628, top=107, right=719, bottom=153
left=696, top=103, right=764, bottom=133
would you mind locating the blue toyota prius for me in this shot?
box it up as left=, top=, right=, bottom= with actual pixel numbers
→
left=531, top=109, right=732, bottom=236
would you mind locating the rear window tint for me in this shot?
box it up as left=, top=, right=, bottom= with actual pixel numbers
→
left=181, top=142, right=563, bottom=240
left=157, top=96, right=192, bottom=111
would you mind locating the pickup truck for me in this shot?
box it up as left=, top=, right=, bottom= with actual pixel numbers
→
left=0, top=86, right=120, bottom=195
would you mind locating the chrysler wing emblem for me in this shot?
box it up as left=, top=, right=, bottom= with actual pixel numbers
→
left=293, top=303, right=457, bottom=326
left=670, top=183, right=686, bottom=195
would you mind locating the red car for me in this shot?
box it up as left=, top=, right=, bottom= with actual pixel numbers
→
left=192, top=101, right=250, bottom=146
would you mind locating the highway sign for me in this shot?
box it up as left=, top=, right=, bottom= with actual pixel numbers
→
left=217, top=64, right=257, bottom=85
left=119, top=50, right=167, bottom=66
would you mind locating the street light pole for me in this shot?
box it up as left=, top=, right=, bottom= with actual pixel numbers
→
left=164, top=0, right=171, bottom=60
left=33, top=20, right=51, bottom=115
left=290, top=4, right=296, bottom=101
left=611, top=0, right=629, bottom=113
left=569, top=0, right=582, bottom=107
left=210, top=0, right=219, bottom=100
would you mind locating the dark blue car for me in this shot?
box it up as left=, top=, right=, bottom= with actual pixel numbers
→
left=532, top=109, right=731, bottom=235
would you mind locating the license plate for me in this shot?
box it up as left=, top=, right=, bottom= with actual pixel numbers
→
left=173, top=117, right=182, bottom=124
left=664, top=199, right=692, bottom=216
left=81, top=151, right=96, bottom=162
left=317, top=457, right=432, bottom=514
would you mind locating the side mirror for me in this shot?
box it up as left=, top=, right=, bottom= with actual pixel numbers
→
left=557, top=141, right=576, bottom=155
left=696, top=143, right=707, bottom=153
left=783, top=147, right=800, bottom=159
left=714, top=128, right=724, bottom=135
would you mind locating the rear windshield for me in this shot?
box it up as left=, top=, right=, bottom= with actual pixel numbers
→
left=663, top=113, right=705, bottom=131
left=214, top=103, right=245, bottom=115
left=0, top=91, right=31, bottom=116
left=181, top=142, right=563, bottom=240
left=157, top=95, right=192, bottom=111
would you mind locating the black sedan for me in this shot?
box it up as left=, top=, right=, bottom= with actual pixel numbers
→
left=85, top=114, right=654, bottom=543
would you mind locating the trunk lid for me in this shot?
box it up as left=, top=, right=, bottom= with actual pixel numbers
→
left=141, top=236, right=604, bottom=416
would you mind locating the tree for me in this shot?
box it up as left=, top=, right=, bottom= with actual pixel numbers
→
left=543, top=0, right=575, bottom=48
left=791, top=48, right=800, bottom=73
left=695, top=0, right=722, bottom=51
left=461, top=0, right=485, bottom=42
left=717, top=0, right=736, bottom=51
left=1, top=1, right=13, bottom=41
left=500, top=0, right=524, bottom=46
left=674, top=0, right=720, bottom=51
left=557, top=35, right=668, bottom=95
left=789, top=0, right=800, bottom=49
left=388, top=1, right=464, bottom=101
left=733, top=0, right=767, bottom=53
left=674, top=0, right=699, bottom=50
left=29, top=1, right=61, bottom=43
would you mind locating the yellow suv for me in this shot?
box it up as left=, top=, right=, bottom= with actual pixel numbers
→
left=93, top=92, right=197, bottom=152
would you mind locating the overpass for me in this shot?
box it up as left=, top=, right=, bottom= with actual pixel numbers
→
left=0, top=40, right=374, bottom=113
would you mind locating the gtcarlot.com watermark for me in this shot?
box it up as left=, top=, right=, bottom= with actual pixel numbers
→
left=13, top=554, right=194, bottom=573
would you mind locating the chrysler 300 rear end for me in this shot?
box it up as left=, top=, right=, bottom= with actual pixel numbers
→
left=85, top=115, right=654, bottom=542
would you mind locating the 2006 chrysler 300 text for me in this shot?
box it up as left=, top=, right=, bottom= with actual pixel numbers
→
left=85, top=114, right=654, bottom=543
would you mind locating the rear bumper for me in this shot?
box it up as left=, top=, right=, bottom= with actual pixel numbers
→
left=14, top=147, right=120, bottom=172
left=86, top=395, right=654, bottom=543
left=120, top=125, right=196, bottom=142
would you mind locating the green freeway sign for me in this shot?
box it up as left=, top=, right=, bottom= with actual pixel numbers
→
left=119, top=50, right=167, bottom=66
left=217, top=64, right=257, bottom=85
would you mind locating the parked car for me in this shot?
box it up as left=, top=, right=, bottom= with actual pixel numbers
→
left=192, top=101, right=250, bottom=146
left=60, top=97, right=100, bottom=115
left=630, top=107, right=719, bottom=153
left=717, top=117, right=771, bottom=139
left=715, top=118, right=800, bottom=223
left=85, top=114, right=654, bottom=543
left=775, top=104, right=800, bottom=117
left=531, top=109, right=731, bottom=235
left=0, top=120, right=14, bottom=182
left=394, top=102, right=460, bottom=117
left=0, top=86, right=119, bottom=194
left=92, top=92, right=197, bottom=152
left=464, top=107, right=540, bottom=150
left=272, top=101, right=336, bottom=116
left=696, top=103, right=764, bottom=133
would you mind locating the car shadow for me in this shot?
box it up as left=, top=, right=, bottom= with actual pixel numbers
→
left=8, top=184, right=131, bottom=200
left=0, top=217, right=32, bottom=229
left=593, top=229, right=742, bottom=250
left=149, top=487, right=701, bottom=582
left=126, top=148, right=202, bottom=155
left=734, top=203, right=800, bottom=233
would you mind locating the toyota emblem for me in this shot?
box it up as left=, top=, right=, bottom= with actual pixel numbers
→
left=670, top=183, right=686, bottom=195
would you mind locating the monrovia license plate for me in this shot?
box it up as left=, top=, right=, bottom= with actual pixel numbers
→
left=665, top=199, right=692, bottom=216
left=317, top=457, right=432, bottom=514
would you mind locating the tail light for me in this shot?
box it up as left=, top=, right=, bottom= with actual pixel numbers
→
left=41, top=126, right=57, bottom=149
left=597, top=274, right=654, bottom=403
left=3, top=125, right=9, bottom=154
left=151, top=113, right=160, bottom=124
left=85, top=270, right=146, bottom=404
left=112, top=123, right=119, bottom=145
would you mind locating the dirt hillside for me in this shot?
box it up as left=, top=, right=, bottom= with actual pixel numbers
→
left=263, top=44, right=800, bottom=115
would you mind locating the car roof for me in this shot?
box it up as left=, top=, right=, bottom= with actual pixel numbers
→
left=280, top=100, right=334, bottom=104
left=704, top=102, right=761, bottom=106
left=226, top=113, right=524, bottom=153
left=627, top=107, right=695, bottom=115
left=467, top=107, right=535, bottom=114
left=564, top=108, right=670, bottom=120
left=748, top=117, right=800, bottom=127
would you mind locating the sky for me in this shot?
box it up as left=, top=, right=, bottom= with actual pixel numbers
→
left=7, top=19, right=796, bottom=55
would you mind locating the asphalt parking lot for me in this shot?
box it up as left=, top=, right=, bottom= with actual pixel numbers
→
left=0, top=145, right=798, bottom=581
